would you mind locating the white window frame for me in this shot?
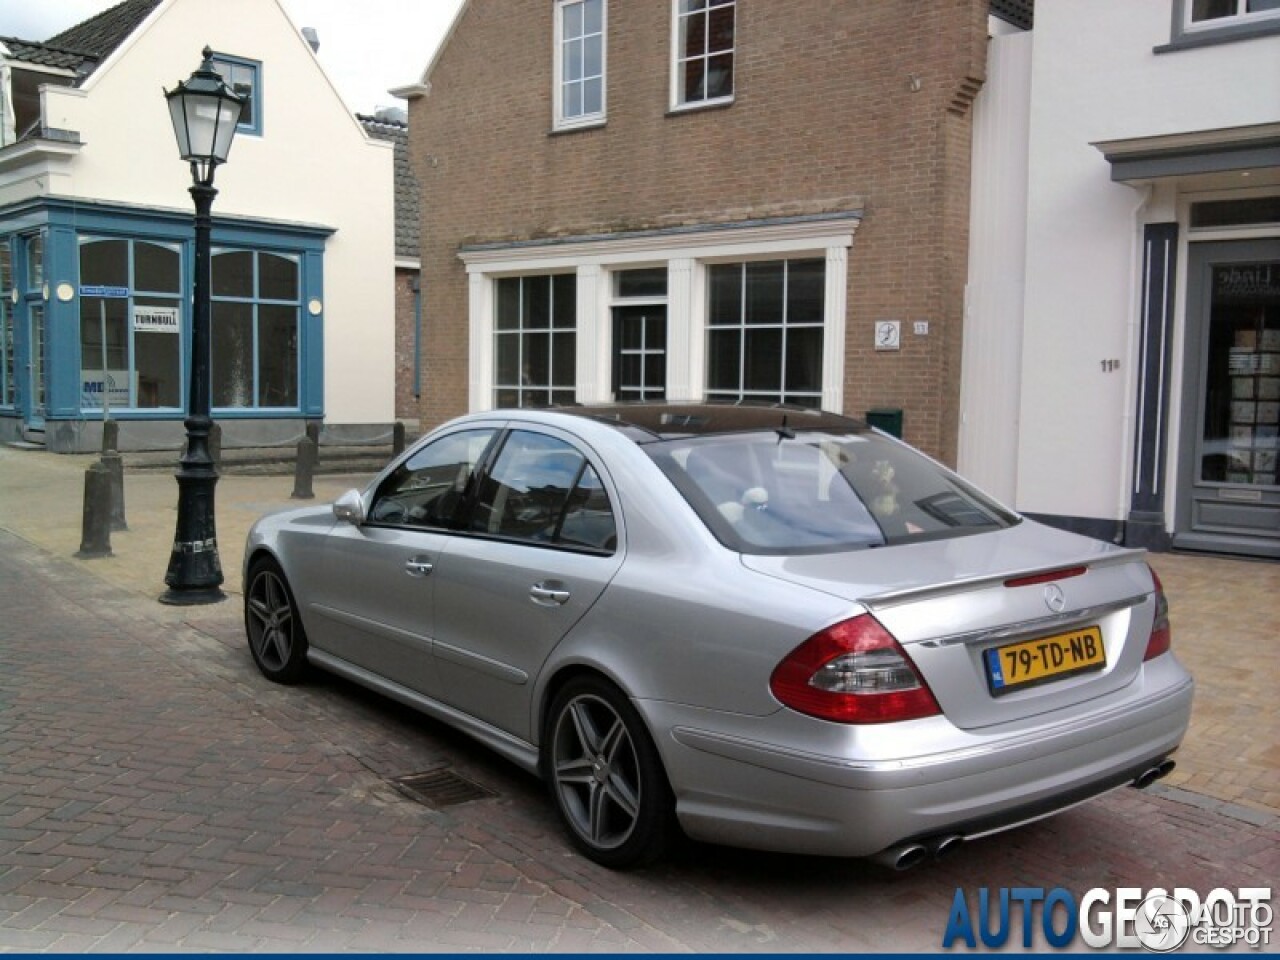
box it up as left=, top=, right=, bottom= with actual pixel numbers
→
left=1184, top=0, right=1280, bottom=29
left=1164, top=0, right=1280, bottom=48
left=554, top=0, right=607, bottom=131
left=460, top=217, right=858, bottom=413
left=670, top=0, right=736, bottom=112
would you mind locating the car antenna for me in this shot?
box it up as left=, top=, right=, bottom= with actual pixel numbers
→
left=776, top=415, right=796, bottom=441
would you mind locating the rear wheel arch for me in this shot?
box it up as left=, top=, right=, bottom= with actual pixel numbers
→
left=539, top=669, right=678, bottom=868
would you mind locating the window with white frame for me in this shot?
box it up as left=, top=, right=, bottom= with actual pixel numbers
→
left=673, top=0, right=735, bottom=108
left=1166, top=0, right=1280, bottom=46
left=705, top=259, right=825, bottom=407
left=612, top=267, right=669, bottom=402
left=494, top=274, right=577, bottom=407
left=1188, top=0, right=1280, bottom=24
left=555, top=0, right=606, bottom=129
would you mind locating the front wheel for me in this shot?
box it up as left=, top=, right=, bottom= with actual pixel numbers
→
left=545, top=676, right=675, bottom=868
left=244, top=557, right=309, bottom=684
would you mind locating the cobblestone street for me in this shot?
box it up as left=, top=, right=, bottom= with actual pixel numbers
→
left=1, top=448, right=1277, bottom=951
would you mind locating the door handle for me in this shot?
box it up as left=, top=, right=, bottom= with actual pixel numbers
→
left=530, top=582, right=570, bottom=606
left=404, top=557, right=434, bottom=577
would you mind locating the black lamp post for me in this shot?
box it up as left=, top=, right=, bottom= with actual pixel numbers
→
left=160, top=47, right=245, bottom=605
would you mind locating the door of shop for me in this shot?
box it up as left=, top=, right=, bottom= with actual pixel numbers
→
left=1175, top=239, right=1280, bottom=558
left=21, top=303, right=47, bottom=442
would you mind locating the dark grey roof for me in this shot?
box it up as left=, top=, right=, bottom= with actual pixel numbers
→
left=0, top=37, right=96, bottom=73
left=990, top=0, right=1033, bottom=30
left=0, top=0, right=162, bottom=85
left=45, top=0, right=163, bottom=61
left=359, top=114, right=421, bottom=262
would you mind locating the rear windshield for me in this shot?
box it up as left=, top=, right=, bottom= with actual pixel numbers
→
left=646, top=430, right=1018, bottom=554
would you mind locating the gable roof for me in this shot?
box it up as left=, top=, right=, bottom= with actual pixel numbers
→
left=0, top=0, right=163, bottom=86
left=46, top=0, right=163, bottom=63
left=360, top=113, right=421, bottom=262
left=0, top=37, right=96, bottom=74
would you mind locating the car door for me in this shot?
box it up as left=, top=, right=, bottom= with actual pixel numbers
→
left=307, top=426, right=500, bottom=696
left=430, top=427, right=624, bottom=741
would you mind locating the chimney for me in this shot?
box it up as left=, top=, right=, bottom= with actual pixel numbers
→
left=301, top=27, right=320, bottom=53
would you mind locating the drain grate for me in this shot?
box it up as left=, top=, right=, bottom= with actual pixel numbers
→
left=391, top=768, right=498, bottom=808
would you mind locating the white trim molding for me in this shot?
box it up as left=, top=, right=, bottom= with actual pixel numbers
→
left=459, top=213, right=861, bottom=412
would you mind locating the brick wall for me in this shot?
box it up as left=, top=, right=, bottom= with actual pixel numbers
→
left=410, top=0, right=988, bottom=464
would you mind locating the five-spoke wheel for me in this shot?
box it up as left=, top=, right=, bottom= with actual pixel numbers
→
left=546, top=677, right=673, bottom=868
left=245, top=557, right=308, bottom=683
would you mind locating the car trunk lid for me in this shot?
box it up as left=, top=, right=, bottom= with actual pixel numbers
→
left=741, top=523, right=1157, bottom=730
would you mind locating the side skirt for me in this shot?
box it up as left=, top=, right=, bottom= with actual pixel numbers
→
left=307, top=648, right=542, bottom=776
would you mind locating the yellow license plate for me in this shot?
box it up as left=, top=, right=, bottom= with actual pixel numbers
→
left=984, top=626, right=1105, bottom=696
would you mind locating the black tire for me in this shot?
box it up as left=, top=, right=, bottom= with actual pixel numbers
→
left=544, top=675, right=675, bottom=868
left=244, top=556, right=309, bottom=684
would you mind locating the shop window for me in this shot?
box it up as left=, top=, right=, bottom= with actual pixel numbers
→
left=211, top=250, right=300, bottom=409
left=705, top=258, right=824, bottom=407
left=79, top=238, right=183, bottom=410
left=494, top=274, right=577, bottom=408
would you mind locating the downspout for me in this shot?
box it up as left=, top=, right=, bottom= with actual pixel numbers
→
left=412, top=273, right=422, bottom=400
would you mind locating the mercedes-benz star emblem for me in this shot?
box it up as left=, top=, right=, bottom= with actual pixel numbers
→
left=1044, top=583, right=1067, bottom=613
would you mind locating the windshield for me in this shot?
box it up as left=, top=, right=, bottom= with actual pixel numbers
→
left=647, top=430, right=1018, bottom=553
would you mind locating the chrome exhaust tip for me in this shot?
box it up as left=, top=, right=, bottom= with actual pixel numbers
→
left=1132, top=759, right=1176, bottom=790
left=871, top=842, right=930, bottom=871
left=931, top=834, right=965, bottom=860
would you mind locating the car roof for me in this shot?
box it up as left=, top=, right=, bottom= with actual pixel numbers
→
left=550, top=403, right=867, bottom=443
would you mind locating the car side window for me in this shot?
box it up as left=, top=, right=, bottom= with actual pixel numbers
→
left=368, top=428, right=497, bottom=528
left=471, top=430, right=617, bottom=552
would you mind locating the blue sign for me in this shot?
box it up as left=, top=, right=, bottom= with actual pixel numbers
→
left=80, top=285, right=129, bottom=298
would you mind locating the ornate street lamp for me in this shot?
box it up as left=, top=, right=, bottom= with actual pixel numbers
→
left=160, top=47, right=245, bottom=605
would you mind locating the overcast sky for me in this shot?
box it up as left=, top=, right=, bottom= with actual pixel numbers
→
left=0, top=0, right=465, bottom=115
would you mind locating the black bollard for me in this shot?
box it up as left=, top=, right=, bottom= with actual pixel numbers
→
left=76, top=461, right=113, bottom=558
left=392, top=420, right=406, bottom=456
left=101, top=450, right=128, bottom=531
left=292, top=434, right=318, bottom=499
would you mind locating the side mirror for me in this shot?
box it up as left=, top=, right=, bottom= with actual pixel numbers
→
left=332, top=489, right=366, bottom=525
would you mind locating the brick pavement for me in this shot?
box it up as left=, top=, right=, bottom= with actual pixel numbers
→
left=1, top=445, right=1277, bottom=951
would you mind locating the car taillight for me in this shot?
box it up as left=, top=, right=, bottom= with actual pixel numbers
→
left=1144, top=565, right=1172, bottom=661
left=770, top=614, right=941, bottom=724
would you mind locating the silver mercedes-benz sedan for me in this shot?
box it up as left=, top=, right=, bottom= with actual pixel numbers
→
left=243, top=404, right=1193, bottom=870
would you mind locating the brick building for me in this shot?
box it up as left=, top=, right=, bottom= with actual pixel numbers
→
left=397, top=0, right=1009, bottom=466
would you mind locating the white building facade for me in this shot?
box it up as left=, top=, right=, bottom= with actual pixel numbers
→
left=0, top=0, right=396, bottom=452
left=964, top=0, right=1280, bottom=559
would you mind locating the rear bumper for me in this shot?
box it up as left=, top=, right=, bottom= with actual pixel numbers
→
left=643, top=657, right=1193, bottom=858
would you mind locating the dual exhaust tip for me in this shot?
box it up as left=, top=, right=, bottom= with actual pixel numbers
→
left=873, top=760, right=1176, bottom=872
left=873, top=834, right=964, bottom=872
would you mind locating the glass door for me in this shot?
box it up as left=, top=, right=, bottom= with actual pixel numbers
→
left=25, top=304, right=47, bottom=433
left=1176, top=239, right=1280, bottom=558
